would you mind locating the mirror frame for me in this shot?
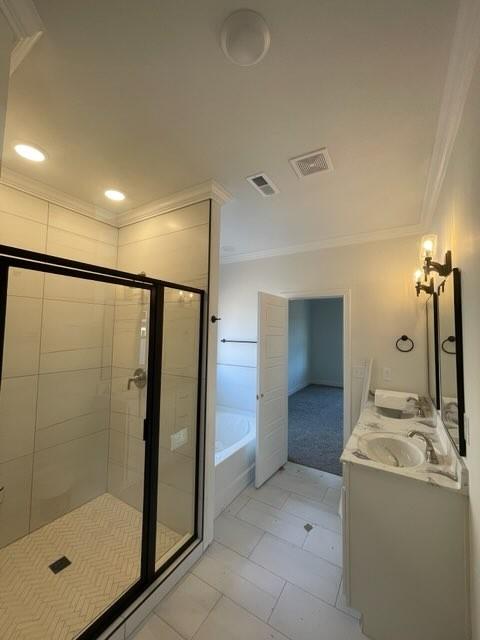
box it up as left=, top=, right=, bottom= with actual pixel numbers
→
left=438, top=267, right=466, bottom=456
left=425, top=292, right=440, bottom=410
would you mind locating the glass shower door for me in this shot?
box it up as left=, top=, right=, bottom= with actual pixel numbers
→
left=0, top=261, right=150, bottom=639
left=154, top=286, right=204, bottom=572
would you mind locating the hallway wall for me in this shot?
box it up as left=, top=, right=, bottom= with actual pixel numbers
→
left=310, top=298, right=343, bottom=388
left=288, top=299, right=310, bottom=394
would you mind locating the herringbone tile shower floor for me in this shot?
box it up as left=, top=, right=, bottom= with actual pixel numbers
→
left=0, top=493, right=182, bottom=640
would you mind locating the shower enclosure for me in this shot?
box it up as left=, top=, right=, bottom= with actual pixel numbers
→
left=0, top=243, right=206, bottom=639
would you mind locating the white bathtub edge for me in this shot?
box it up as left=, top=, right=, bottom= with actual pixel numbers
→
left=214, top=462, right=255, bottom=519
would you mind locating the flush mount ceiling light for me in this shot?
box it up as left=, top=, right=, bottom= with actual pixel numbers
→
left=14, top=143, right=46, bottom=162
left=220, top=10, right=270, bottom=66
left=105, top=189, right=126, bottom=202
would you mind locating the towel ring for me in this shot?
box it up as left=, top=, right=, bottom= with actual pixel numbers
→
left=396, top=335, right=414, bottom=353
left=441, top=335, right=456, bottom=355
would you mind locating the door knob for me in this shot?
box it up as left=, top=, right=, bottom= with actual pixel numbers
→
left=211, top=315, right=221, bottom=323
left=128, top=368, right=147, bottom=390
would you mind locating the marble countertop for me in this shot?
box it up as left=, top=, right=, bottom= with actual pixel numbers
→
left=341, top=399, right=468, bottom=493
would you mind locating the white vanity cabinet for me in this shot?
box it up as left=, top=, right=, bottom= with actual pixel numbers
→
left=342, top=461, right=470, bottom=640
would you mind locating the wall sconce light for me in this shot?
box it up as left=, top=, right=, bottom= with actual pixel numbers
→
left=423, top=248, right=452, bottom=279
left=414, top=270, right=434, bottom=297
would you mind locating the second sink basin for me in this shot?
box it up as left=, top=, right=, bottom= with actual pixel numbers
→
left=358, top=433, right=425, bottom=468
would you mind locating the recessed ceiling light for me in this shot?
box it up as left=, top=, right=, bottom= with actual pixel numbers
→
left=105, top=189, right=125, bottom=202
left=14, top=143, right=46, bottom=162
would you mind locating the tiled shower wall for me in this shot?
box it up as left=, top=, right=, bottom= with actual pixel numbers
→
left=0, top=183, right=117, bottom=547
left=0, top=184, right=211, bottom=548
left=111, top=201, right=210, bottom=537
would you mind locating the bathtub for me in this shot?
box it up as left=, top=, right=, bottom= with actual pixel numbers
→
left=214, top=406, right=256, bottom=517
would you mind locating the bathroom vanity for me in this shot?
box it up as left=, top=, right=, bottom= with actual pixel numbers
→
left=341, top=400, right=469, bottom=640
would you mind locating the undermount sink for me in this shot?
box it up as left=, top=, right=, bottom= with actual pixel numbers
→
left=358, top=433, right=425, bottom=468
left=375, top=406, right=419, bottom=420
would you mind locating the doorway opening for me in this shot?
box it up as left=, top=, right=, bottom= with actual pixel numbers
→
left=287, top=297, right=344, bottom=476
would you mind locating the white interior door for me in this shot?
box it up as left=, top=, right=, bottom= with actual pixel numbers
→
left=255, top=292, right=288, bottom=488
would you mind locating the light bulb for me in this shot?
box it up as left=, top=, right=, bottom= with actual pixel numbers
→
left=14, top=143, right=46, bottom=162
left=423, top=238, right=433, bottom=257
left=414, top=269, right=423, bottom=283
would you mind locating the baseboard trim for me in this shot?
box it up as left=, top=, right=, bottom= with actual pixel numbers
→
left=288, top=381, right=309, bottom=396
left=310, top=379, right=343, bottom=389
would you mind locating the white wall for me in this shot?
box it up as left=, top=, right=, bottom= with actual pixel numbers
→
left=288, top=299, right=310, bottom=394
left=426, top=53, right=480, bottom=638
left=310, top=298, right=344, bottom=388
left=219, top=234, right=426, bottom=428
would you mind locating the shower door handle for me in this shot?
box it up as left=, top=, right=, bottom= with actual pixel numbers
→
left=128, top=368, right=147, bottom=390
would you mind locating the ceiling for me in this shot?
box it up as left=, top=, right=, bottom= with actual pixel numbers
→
left=2, top=0, right=458, bottom=259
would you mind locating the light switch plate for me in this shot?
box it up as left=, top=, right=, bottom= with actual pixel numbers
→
left=383, top=367, right=392, bottom=381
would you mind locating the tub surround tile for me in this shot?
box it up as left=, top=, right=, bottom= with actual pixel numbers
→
left=250, top=533, right=341, bottom=605
left=237, top=499, right=308, bottom=547
left=192, top=596, right=289, bottom=640
left=270, top=583, right=367, bottom=640
left=155, top=574, right=220, bottom=639
left=214, top=514, right=264, bottom=558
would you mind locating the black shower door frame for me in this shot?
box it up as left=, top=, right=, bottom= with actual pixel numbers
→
left=0, top=244, right=207, bottom=640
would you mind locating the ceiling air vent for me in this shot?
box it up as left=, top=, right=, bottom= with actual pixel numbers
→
left=289, top=147, right=333, bottom=179
left=246, top=173, right=279, bottom=197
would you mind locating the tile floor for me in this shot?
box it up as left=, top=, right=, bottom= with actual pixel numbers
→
left=132, top=463, right=367, bottom=640
left=0, top=493, right=183, bottom=640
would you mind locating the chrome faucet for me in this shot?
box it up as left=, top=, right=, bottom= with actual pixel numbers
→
left=407, top=430, right=439, bottom=464
left=405, top=397, right=425, bottom=418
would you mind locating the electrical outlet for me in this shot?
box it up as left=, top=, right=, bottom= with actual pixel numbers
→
left=383, top=367, right=392, bottom=382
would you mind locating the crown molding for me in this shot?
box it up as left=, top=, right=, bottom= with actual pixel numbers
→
left=0, top=169, right=232, bottom=228
left=421, top=0, right=480, bottom=231
left=116, top=179, right=232, bottom=227
left=0, top=0, right=44, bottom=75
left=0, top=168, right=117, bottom=224
left=221, top=223, right=423, bottom=264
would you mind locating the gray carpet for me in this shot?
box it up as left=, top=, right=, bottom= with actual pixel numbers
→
left=288, top=384, right=343, bottom=476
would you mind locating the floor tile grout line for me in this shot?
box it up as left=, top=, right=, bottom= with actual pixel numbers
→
left=152, top=608, right=191, bottom=640
left=227, top=500, right=343, bottom=568
left=267, top=580, right=287, bottom=625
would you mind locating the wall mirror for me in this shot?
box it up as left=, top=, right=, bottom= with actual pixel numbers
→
left=438, top=268, right=465, bottom=455
left=426, top=293, right=440, bottom=409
